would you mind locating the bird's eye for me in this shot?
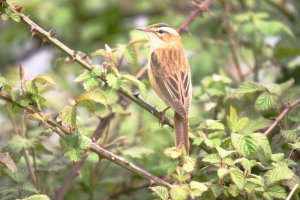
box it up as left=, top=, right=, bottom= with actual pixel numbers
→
left=157, top=29, right=164, bottom=34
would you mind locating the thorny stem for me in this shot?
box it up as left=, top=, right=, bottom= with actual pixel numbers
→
left=0, top=92, right=172, bottom=188
left=4, top=1, right=173, bottom=128
left=264, top=98, right=300, bottom=136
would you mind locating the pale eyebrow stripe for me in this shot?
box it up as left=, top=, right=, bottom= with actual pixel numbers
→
left=160, top=27, right=178, bottom=35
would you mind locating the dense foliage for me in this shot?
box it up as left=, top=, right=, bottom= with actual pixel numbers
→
left=0, top=0, right=300, bottom=199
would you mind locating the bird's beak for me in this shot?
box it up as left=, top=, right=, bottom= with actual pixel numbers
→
left=136, top=27, right=149, bottom=32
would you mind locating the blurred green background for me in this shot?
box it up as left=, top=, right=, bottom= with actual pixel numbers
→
left=0, top=0, right=300, bottom=199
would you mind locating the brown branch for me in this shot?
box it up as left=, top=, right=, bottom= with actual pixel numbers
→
left=3, top=1, right=173, bottom=128
left=177, top=0, right=213, bottom=34
left=223, top=1, right=244, bottom=83
left=264, top=98, right=300, bottom=135
left=0, top=91, right=172, bottom=188
left=54, top=114, right=114, bottom=200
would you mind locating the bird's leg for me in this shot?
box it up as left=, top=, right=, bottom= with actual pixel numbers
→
left=159, top=106, right=171, bottom=127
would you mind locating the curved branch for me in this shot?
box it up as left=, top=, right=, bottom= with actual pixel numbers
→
left=3, top=1, right=173, bottom=128
left=264, top=98, right=300, bottom=135
left=0, top=91, right=172, bottom=188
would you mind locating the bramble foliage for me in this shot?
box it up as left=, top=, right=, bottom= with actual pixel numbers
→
left=1, top=0, right=300, bottom=200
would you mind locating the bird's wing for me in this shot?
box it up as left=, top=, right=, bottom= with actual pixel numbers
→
left=150, top=47, right=191, bottom=117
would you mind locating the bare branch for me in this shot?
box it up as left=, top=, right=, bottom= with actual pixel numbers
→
left=177, top=0, right=213, bottom=34
left=264, top=98, right=300, bottom=135
left=0, top=91, right=172, bottom=188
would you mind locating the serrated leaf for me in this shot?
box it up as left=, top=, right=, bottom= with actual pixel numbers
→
left=170, top=185, right=188, bottom=200
left=164, top=147, right=182, bottom=159
left=64, top=148, right=84, bottom=162
left=228, top=184, right=239, bottom=197
left=75, top=90, right=107, bottom=107
left=217, top=168, right=229, bottom=179
left=253, top=133, right=272, bottom=162
left=183, top=156, right=196, bottom=172
left=24, top=194, right=51, bottom=200
left=190, top=181, right=208, bottom=197
left=90, top=67, right=102, bottom=77
left=122, top=74, right=147, bottom=99
left=271, top=153, right=284, bottom=162
left=78, top=134, right=92, bottom=149
left=106, top=74, right=121, bottom=90
left=289, top=142, right=300, bottom=149
left=124, top=45, right=138, bottom=64
left=198, top=120, right=225, bottom=130
left=234, top=117, right=249, bottom=132
left=0, top=153, right=17, bottom=172
left=255, top=92, right=277, bottom=111
left=216, top=147, right=235, bottom=159
left=74, top=71, right=92, bottom=83
left=265, top=166, right=294, bottom=185
left=229, top=168, right=245, bottom=190
left=281, top=128, right=300, bottom=142
left=203, top=153, right=221, bottom=164
left=236, top=81, right=264, bottom=97
left=24, top=80, right=38, bottom=94
left=263, top=185, right=287, bottom=200
left=83, top=78, right=99, bottom=91
left=240, top=159, right=256, bottom=171
left=231, top=133, right=258, bottom=158
left=7, top=166, right=28, bottom=182
left=150, top=186, right=169, bottom=200
left=58, top=105, right=76, bottom=127
left=34, top=74, right=56, bottom=85
left=23, top=182, right=38, bottom=193
left=7, top=135, right=33, bottom=155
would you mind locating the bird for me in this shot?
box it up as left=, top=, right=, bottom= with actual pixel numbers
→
left=137, top=23, right=192, bottom=154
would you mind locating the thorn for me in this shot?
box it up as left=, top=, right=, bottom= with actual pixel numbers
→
left=41, top=39, right=47, bottom=46
left=30, top=24, right=36, bottom=32
left=149, top=180, right=155, bottom=186
left=30, top=32, right=36, bottom=40
left=15, top=6, right=24, bottom=13
left=72, top=51, right=77, bottom=61
left=81, top=55, right=88, bottom=61
left=48, top=29, right=55, bottom=37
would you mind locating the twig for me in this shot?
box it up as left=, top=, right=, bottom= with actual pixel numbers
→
left=55, top=114, right=114, bottom=200
left=223, top=1, right=244, bottom=82
left=177, top=0, right=213, bottom=34
left=4, top=1, right=173, bottom=128
left=23, top=149, right=38, bottom=189
left=286, top=183, right=299, bottom=200
left=264, top=98, right=300, bottom=135
left=0, top=92, right=172, bottom=188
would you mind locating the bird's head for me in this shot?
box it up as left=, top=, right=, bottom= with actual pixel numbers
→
left=137, top=23, right=181, bottom=49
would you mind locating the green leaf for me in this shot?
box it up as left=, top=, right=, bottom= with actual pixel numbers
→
left=190, top=181, right=208, bottom=197
left=78, top=134, right=92, bottom=149
left=9, top=13, right=20, bottom=22
left=263, top=185, right=287, bottom=200
left=265, top=166, right=294, bottom=185
left=217, top=168, right=229, bottom=179
left=24, top=80, right=38, bottom=94
left=236, top=81, right=264, bottom=97
left=255, top=92, right=277, bottom=111
left=124, top=45, right=138, bottom=64
left=122, top=146, right=154, bottom=159
left=228, top=184, right=239, bottom=197
left=74, top=71, right=92, bottom=83
left=170, top=185, right=188, bottom=200
left=253, top=133, right=272, bottom=162
left=1, top=14, right=9, bottom=21
left=106, top=74, right=121, bottom=90
left=234, top=117, right=249, bottom=132
left=216, top=147, right=235, bottom=159
left=229, top=168, right=245, bottom=190
left=183, top=156, right=196, bottom=173
left=149, top=186, right=169, bottom=200
left=64, top=148, right=84, bottom=162
left=289, top=142, right=300, bottom=149
left=198, top=120, right=225, bottom=130
left=164, top=147, right=182, bottom=159
left=34, top=74, right=56, bottom=85
left=271, top=153, right=284, bottom=162
left=240, top=159, right=257, bottom=171
left=8, top=135, right=33, bottom=155
left=58, top=105, right=76, bottom=127
left=122, top=74, right=147, bottom=99
left=90, top=67, right=102, bottom=77
left=83, top=78, right=99, bottom=91
left=203, top=153, right=221, bottom=164
left=24, top=194, right=51, bottom=200
left=6, top=166, right=28, bottom=182
left=231, top=133, right=258, bottom=158
left=75, top=90, right=107, bottom=107
left=281, top=128, right=300, bottom=142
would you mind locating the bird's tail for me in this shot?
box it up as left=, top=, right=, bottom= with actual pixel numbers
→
left=174, top=112, right=189, bottom=155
